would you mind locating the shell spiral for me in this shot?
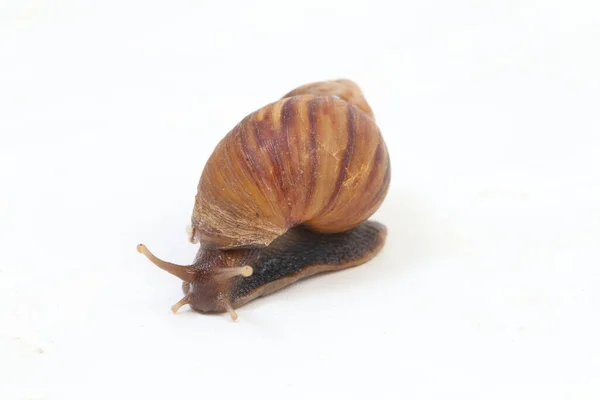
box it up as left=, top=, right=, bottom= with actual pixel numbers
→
left=191, top=93, right=390, bottom=249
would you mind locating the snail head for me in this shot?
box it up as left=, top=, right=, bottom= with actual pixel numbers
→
left=136, top=244, right=254, bottom=320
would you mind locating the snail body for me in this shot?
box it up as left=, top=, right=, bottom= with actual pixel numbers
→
left=138, top=80, right=390, bottom=320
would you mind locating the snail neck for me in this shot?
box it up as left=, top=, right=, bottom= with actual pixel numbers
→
left=180, top=246, right=261, bottom=315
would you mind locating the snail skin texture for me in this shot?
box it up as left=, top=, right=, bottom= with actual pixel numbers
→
left=138, top=79, right=390, bottom=320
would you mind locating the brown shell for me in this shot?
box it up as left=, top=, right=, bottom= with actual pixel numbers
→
left=282, top=79, right=374, bottom=119
left=190, top=94, right=390, bottom=249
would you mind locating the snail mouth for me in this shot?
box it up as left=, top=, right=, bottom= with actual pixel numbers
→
left=170, top=292, right=239, bottom=321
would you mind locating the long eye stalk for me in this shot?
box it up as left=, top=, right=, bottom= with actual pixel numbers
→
left=214, top=265, right=254, bottom=282
left=137, top=244, right=195, bottom=282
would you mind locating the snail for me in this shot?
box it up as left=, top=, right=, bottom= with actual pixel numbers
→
left=137, top=79, right=390, bottom=320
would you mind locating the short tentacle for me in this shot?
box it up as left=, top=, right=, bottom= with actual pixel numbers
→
left=221, top=298, right=238, bottom=321
left=171, top=296, right=189, bottom=313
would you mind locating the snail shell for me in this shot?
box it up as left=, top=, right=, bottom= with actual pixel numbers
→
left=190, top=93, right=390, bottom=249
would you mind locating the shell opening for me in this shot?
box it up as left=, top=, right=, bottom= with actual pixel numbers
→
left=186, top=225, right=199, bottom=244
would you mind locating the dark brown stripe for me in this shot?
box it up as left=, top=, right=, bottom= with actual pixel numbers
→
left=238, top=117, right=273, bottom=206
left=280, top=97, right=295, bottom=163
left=380, top=156, right=391, bottom=194
left=306, top=98, right=319, bottom=205
left=252, top=114, right=266, bottom=148
left=321, top=101, right=356, bottom=214
left=239, top=119, right=262, bottom=184
left=349, top=138, right=389, bottom=220
left=362, top=142, right=384, bottom=195
left=239, top=120, right=256, bottom=169
left=255, top=111, right=285, bottom=196
left=222, top=125, right=255, bottom=208
left=279, top=97, right=295, bottom=187
left=269, top=147, right=285, bottom=192
left=364, top=153, right=391, bottom=214
left=280, top=97, right=294, bottom=157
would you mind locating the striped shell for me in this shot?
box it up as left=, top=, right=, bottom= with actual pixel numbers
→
left=190, top=93, right=390, bottom=249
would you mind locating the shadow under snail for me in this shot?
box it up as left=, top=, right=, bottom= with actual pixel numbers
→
left=137, top=79, right=391, bottom=320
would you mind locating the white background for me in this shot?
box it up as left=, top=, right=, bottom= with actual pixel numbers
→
left=1, top=1, right=599, bottom=399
